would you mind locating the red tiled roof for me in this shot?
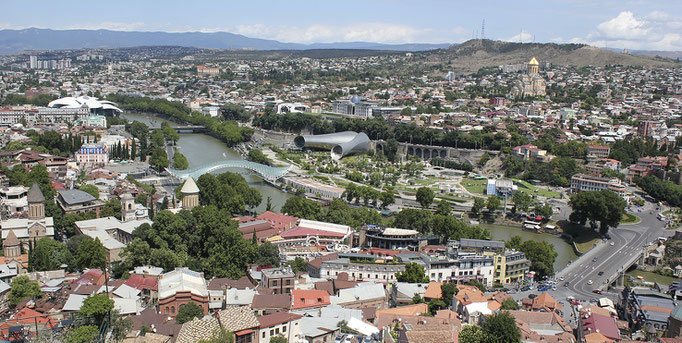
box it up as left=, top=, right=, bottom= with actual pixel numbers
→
left=257, top=311, right=302, bottom=328
left=252, top=293, right=291, bottom=310
left=124, top=275, right=159, bottom=291
left=281, top=227, right=345, bottom=239
left=291, top=289, right=330, bottom=309
left=583, top=313, right=620, bottom=340
left=9, top=307, right=56, bottom=329
left=256, top=211, right=298, bottom=231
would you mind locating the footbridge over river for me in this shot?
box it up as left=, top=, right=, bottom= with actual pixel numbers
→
left=166, top=160, right=291, bottom=183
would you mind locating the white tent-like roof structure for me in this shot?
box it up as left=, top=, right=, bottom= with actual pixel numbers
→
left=48, top=96, right=122, bottom=113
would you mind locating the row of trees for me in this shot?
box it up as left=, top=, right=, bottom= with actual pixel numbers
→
left=108, top=94, right=253, bottom=147
left=108, top=141, right=133, bottom=161
left=504, top=157, right=582, bottom=187
left=430, top=158, right=474, bottom=172
left=23, top=130, right=85, bottom=157
left=281, top=197, right=383, bottom=229
left=253, top=111, right=529, bottom=152
left=343, top=183, right=395, bottom=208
left=28, top=236, right=108, bottom=274
left=635, top=175, right=682, bottom=207
left=392, top=208, right=492, bottom=242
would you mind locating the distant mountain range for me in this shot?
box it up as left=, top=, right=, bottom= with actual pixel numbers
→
left=0, top=28, right=452, bottom=54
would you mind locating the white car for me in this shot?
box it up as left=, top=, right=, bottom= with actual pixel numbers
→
left=587, top=280, right=593, bottom=285
left=610, top=242, right=615, bottom=246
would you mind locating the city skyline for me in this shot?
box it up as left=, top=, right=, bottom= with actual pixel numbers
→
left=2, top=0, right=682, bottom=51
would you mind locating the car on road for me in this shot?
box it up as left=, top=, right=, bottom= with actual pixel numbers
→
left=589, top=298, right=598, bottom=303
left=559, top=276, right=565, bottom=281
left=592, top=289, right=603, bottom=294
left=587, top=280, right=593, bottom=285
left=610, top=242, right=615, bottom=246
left=564, top=282, right=570, bottom=287
left=528, top=294, right=538, bottom=299
left=592, top=258, right=598, bottom=262
left=570, top=301, right=580, bottom=306
left=598, top=271, right=604, bottom=276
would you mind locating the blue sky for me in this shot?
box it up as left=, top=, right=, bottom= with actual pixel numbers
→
left=3, top=0, right=682, bottom=50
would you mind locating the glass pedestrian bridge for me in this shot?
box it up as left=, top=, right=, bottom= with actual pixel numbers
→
left=166, top=160, right=291, bottom=183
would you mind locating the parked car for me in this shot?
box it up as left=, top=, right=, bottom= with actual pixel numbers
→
left=528, top=294, right=538, bottom=299
left=521, top=286, right=530, bottom=291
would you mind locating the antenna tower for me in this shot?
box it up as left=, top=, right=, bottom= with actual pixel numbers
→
left=481, top=19, right=485, bottom=40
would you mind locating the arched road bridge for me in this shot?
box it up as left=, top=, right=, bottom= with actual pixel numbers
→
left=166, top=160, right=291, bottom=183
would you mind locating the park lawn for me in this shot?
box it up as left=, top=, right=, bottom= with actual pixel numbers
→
left=461, top=178, right=488, bottom=194
left=621, top=213, right=640, bottom=224
left=627, top=270, right=680, bottom=286
left=512, top=179, right=562, bottom=199
left=559, top=221, right=602, bottom=254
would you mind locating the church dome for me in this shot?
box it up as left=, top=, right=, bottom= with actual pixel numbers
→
left=528, top=57, right=539, bottom=66
left=350, top=95, right=361, bottom=104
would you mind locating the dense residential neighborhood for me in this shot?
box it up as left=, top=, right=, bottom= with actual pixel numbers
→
left=1, top=5, right=682, bottom=341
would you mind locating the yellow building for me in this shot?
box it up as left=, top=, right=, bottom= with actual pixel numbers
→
left=511, top=57, right=546, bottom=98
left=487, top=250, right=531, bottom=284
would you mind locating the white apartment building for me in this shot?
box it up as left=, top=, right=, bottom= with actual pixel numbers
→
left=570, top=174, right=626, bottom=197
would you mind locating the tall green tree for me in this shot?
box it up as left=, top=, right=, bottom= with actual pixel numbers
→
left=75, top=237, right=108, bottom=270
left=480, top=312, right=521, bottom=343
left=173, top=152, right=189, bottom=170
left=280, top=196, right=321, bottom=219
left=512, top=192, right=532, bottom=212
left=459, top=325, right=490, bottom=343
left=395, top=263, right=430, bottom=283
left=569, top=190, right=626, bottom=234
left=80, top=294, right=114, bottom=325
left=64, top=325, right=98, bottom=343
left=9, top=275, right=42, bottom=306
left=416, top=187, right=435, bottom=209
left=29, top=238, right=73, bottom=272
left=176, top=302, right=205, bottom=324
left=486, top=196, right=500, bottom=213
left=471, top=197, right=485, bottom=216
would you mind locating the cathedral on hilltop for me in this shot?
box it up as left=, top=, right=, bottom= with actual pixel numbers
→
left=511, top=57, right=546, bottom=98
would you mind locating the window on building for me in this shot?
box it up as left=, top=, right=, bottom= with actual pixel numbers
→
left=286, top=279, right=291, bottom=285
left=270, top=329, right=275, bottom=336
left=283, top=326, right=287, bottom=332
left=275, top=328, right=279, bottom=334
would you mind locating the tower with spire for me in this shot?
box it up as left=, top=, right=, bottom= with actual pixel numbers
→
left=180, top=177, right=200, bottom=210
left=27, top=182, right=45, bottom=220
left=121, top=193, right=136, bottom=222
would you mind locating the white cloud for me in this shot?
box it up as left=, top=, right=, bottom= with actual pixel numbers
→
left=504, top=30, right=534, bottom=43
left=63, top=22, right=147, bottom=31
left=595, top=11, right=650, bottom=39
left=578, top=11, right=682, bottom=50
left=231, top=22, right=464, bottom=44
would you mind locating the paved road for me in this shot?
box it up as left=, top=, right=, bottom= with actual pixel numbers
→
left=554, top=198, right=671, bottom=299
